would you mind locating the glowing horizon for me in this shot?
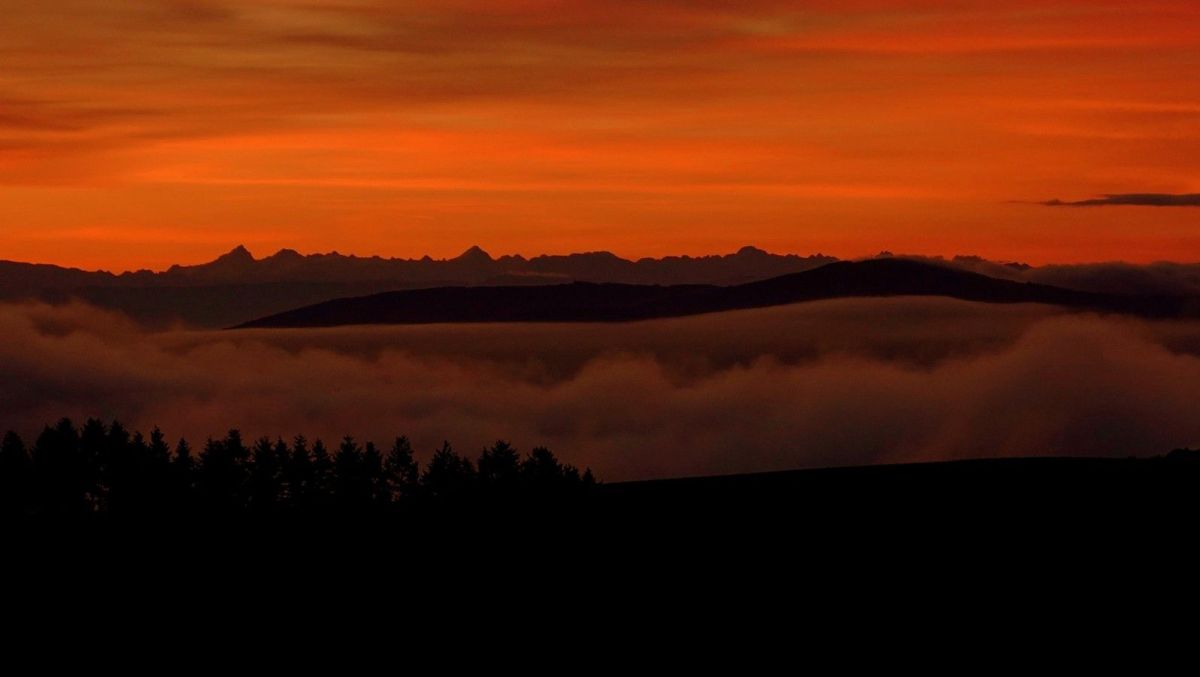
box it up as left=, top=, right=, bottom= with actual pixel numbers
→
left=3, top=1, right=1199, bottom=271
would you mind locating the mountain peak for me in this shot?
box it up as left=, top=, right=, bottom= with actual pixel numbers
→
left=574, top=250, right=621, bottom=260
left=269, top=248, right=303, bottom=261
left=454, top=245, right=493, bottom=263
left=215, top=245, right=255, bottom=264
left=735, top=245, right=768, bottom=257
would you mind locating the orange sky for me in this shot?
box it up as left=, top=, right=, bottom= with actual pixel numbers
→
left=2, top=0, right=1199, bottom=271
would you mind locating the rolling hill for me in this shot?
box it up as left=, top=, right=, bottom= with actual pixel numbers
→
left=236, top=257, right=1197, bottom=328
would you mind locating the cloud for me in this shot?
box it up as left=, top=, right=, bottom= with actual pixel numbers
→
left=898, top=254, right=1200, bottom=297
left=2, top=298, right=1199, bottom=481
left=1042, top=193, right=1200, bottom=207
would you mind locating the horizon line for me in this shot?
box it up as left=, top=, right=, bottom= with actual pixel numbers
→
left=5, top=243, right=1200, bottom=276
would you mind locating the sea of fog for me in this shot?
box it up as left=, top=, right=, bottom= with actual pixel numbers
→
left=3, top=297, right=1200, bottom=480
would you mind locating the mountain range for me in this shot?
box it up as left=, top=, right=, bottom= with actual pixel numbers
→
left=0, top=244, right=837, bottom=288
left=4, top=244, right=1200, bottom=328
left=0, top=245, right=835, bottom=327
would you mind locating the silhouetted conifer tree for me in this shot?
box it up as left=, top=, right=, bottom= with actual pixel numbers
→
left=362, top=441, right=388, bottom=507
left=285, top=435, right=313, bottom=509
left=272, top=438, right=290, bottom=504
left=385, top=436, right=419, bottom=502
left=0, top=419, right=597, bottom=521
left=0, top=431, right=29, bottom=516
left=479, top=440, right=521, bottom=497
left=33, top=419, right=92, bottom=517
left=521, top=447, right=564, bottom=487
left=197, top=430, right=250, bottom=514
left=310, top=439, right=334, bottom=510
left=334, top=436, right=370, bottom=510
left=79, top=418, right=108, bottom=506
left=422, top=441, right=476, bottom=499
left=169, top=438, right=193, bottom=514
left=249, top=436, right=284, bottom=513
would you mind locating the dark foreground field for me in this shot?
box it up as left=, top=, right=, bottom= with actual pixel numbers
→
left=602, top=454, right=1200, bottom=533
left=9, top=453, right=1196, bottom=597
left=606, top=454, right=1197, bottom=512
left=9, top=452, right=1199, bottom=537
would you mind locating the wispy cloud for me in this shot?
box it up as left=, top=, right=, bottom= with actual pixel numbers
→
left=1042, top=193, right=1200, bottom=207
left=4, top=1, right=1200, bottom=266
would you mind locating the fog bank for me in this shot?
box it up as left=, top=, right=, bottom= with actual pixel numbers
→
left=2, top=298, right=1198, bottom=480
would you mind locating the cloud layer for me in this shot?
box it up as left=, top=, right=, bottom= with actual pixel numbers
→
left=3, top=298, right=1199, bottom=480
left=1043, top=193, right=1200, bottom=207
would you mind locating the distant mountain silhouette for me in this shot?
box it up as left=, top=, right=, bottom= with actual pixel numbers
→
left=236, top=258, right=1198, bottom=328
left=98, top=243, right=835, bottom=287
left=7, top=245, right=1200, bottom=328
left=0, top=245, right=836, bottom=327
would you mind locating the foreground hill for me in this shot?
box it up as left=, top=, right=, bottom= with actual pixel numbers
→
left=600, top=452, right=1200, bottom=525
left=236, top=257, right=1196, bottom=328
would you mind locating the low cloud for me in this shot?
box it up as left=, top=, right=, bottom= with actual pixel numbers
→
left=901, top=254, right=1200, bottom=297
left=1042, top=193, right=1200, bottom=207
left=2, top=298, right=1199, bottom=481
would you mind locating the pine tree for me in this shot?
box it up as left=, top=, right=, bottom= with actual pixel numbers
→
left=479, top=440, right=521, bottom=494
left=384, top=436, right=419, bottom=502
left=363, top=441, right=388, bottom=507
left=0, top=431, right=29, bottom=516
left=284, top=435, right=313, bottom=508
left=422, top=441, right=476, bottom=499
left=249, top=436, right=282, bottom=512
left=310, top=439, right=334, bottom=509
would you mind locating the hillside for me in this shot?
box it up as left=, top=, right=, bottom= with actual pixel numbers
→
left=236, top=258, right=1195, bottom=328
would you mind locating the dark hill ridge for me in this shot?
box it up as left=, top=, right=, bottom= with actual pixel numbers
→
left=604, top=452, right=1200, bottom=506
left=235, top=258, right=1197, bottom=328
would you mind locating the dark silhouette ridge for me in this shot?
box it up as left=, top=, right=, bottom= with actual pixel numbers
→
left=604, top=452, right=1200, bottom=511
left=8, top=245, right=1200, bottom=328
left=0, top=243, right=835, bottom=288
left=1043, top=193, right=1200, bottom=207
left=0, top=244, right=836, bottom=327
left=4, top=417, right=1200, bottom=544
left=592, top=451, right=1200, bottom=545
left=234, top=257, right=1198, bottom=329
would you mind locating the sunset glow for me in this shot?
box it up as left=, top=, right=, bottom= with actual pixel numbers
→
left=3, top=0, right=1199, bottom=270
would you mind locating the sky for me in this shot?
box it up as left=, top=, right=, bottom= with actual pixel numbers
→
left=2, top=0, right=1199, bottom=271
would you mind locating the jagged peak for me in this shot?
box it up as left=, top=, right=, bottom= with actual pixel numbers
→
left=214, top=244, right=255, bottom=264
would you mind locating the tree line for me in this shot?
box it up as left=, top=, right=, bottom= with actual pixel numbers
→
left=0, top=418, right=596, bottom=520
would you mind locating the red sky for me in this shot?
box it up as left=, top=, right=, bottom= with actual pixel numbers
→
left=2, top=0, right=1199, bottom=271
